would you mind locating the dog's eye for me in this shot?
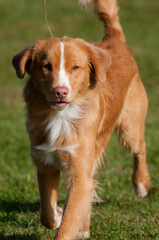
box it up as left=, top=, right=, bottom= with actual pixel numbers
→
left=43, top=64, right=52, bottom=71
left=72, top=66, right=79, bottom=71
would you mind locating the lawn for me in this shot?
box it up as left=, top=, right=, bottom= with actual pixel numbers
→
left=0, top=0, right=159, bottom=239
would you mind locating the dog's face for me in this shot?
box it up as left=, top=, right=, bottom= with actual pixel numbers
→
left=12, top=37, right=111, bottom=110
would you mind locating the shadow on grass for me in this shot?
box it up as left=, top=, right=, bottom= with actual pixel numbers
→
left=0, top=199, right=65, bottom=214
left=0, top=232, right=40, bottom=240
left=0, top=200, right=40, bottom=213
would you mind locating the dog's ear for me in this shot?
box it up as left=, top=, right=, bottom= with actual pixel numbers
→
left=12, top=45, right=33, bottom=79
left=88, top=44, right=112, bottom=83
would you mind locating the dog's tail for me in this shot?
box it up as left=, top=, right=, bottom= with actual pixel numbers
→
left=77, top=0, right=125, bottom=42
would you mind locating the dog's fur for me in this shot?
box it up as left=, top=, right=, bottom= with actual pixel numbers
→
left=12, top=0, right=150, bottom=239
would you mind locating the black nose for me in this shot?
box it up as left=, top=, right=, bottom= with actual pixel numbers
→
left=54, top=87, right=69, bottom=99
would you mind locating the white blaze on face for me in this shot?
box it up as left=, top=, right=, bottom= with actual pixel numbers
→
left=58, top=42, right=71, bottom=97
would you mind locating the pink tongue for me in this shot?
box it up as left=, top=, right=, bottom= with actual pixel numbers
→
left=54, top=102, right=68, bottom=108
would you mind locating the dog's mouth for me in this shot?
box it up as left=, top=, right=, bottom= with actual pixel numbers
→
left=51, top=101, right=70, bottom=110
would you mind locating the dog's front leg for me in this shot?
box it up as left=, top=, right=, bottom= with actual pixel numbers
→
left=37, top=167, right=62, bottom=229
left=55, top=145, right=94, bottom=240
left=55, top=177, right=93, bottom=240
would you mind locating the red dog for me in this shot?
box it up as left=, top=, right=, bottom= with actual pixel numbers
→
left=12, top=0, right=150, bottom=239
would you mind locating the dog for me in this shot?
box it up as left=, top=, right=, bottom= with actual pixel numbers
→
left=12, top=0, right=151, bottom=239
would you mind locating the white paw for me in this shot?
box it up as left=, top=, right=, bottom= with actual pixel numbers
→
left=135, top=183, right=148, bottom=198
left=77, top=0, right=93, bottom=6
left=77, top=231, right=90, bottom=239
left=54, top=205, right=63, bottom=229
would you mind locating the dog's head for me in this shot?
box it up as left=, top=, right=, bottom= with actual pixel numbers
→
left=12, top=37, right=111, bottom=110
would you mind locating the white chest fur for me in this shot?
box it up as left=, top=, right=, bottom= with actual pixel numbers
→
left=34, top=104, right=82, bottom=165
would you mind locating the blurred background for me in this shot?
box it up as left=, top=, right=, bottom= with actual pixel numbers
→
left=0, top=0, right=159, bottom=239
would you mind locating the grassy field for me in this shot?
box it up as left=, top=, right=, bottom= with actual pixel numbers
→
left=0, top=0, right=159, bottom=239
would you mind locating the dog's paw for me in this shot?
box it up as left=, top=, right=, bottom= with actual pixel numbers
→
left=135, top=183, right=148, bottom=198
left=77, top=0, right=93, bottom=6
left=41, top=207, right=63, bottom=229
left=76, top=231, right=90, bottom=239
left=54, top=206, right=63, bottom=229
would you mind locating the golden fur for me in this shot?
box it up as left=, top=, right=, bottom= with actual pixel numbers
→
left=12, top=0, right=150, bottom=239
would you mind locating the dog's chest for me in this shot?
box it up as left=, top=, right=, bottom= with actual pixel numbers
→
left=34, top=105, right=82, bottom=166
left=47, top=112, right=74, bottom=147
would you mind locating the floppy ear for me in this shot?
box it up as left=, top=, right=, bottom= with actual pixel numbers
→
left=88, top=44, right=112, bottom=82
left=12, top=45, right=33, bottom=79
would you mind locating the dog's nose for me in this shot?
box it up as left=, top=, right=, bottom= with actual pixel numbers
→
left=54, top=87, right=69, bottom=99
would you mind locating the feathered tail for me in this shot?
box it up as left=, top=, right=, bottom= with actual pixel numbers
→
left=77, top=0, right=125, bottom=42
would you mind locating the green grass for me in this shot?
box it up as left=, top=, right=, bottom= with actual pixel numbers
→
left=0, top=0, right=159, bottom=239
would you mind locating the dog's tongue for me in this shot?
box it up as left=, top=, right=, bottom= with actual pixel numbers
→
left=51, top=102, right=69, bottom=109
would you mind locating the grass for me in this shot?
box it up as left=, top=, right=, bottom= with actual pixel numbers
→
left=0, top=0, right=159, bottom=239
